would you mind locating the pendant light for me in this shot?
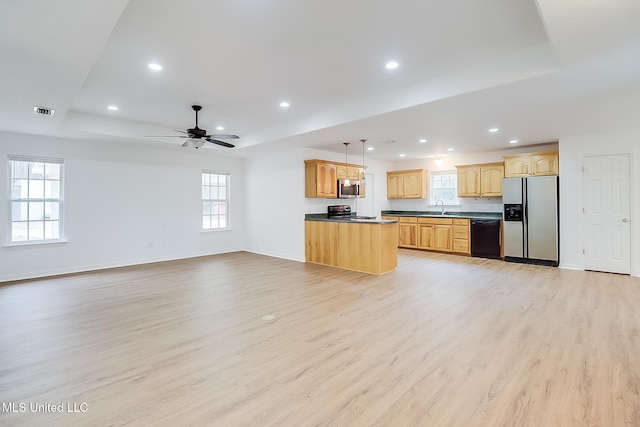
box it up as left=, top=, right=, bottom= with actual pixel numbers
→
left=343, top=142, right=350, bottom=185
left=360, top=139, right=367, bottom=185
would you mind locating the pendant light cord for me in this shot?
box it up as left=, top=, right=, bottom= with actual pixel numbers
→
left=343, top=142, right=350, bottom=185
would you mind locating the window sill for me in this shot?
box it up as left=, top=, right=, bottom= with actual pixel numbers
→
left=200, top=228, right=232, bottom=234
left=3, top=239, right=68, bottom=248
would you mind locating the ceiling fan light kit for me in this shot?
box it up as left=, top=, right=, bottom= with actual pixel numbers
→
left=182, top=139, right=206, bottom=149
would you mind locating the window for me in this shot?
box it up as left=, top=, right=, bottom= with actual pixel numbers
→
left=202, top=171, right=229, bottom=230
left=430, top=171, right=459, bottom=205
left=9, top=156, right=64, bottom=243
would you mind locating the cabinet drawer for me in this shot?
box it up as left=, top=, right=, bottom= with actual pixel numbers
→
left=452, top=225, right=469, bottom=239
left=452, top=218, right=469, bottom=226
left=417, top=217, right=452, bottom=225
left=381, top=216, right=398, bottom=221
left=453, top=238, right=469, bottom=253
left=399, top=217, right=418, bottom=223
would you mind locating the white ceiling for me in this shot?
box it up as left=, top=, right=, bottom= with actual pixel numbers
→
left=1, top=0, right=639, bottom=161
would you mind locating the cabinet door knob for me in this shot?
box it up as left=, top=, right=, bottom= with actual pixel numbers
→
left=622, top=218, right=629, bottom=223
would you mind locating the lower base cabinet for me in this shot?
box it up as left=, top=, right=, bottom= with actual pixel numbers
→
left=417, top=218, right=453, bottom=252
left=452, top=218, right=470, bottom=254
left=398, top=217, right=418, bottom=248
left=305, top=220, right=398, bottom=275
left=384, top=216, right=471, bottom=255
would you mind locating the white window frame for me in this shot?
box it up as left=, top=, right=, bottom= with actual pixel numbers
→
left=430, top=170, right=460, bottom=206
left=202, top=171, right=230, bottom=231
left=8, top=155, right=65, bottom=245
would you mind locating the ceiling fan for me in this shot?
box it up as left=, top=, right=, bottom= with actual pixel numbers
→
left=147, top=105, right=239, bottom=149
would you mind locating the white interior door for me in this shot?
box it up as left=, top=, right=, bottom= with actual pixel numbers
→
left=583, top=154, right=631, bottom=274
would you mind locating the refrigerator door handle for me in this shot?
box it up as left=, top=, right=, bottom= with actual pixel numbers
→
left=522, top=178, right=528, bottom=258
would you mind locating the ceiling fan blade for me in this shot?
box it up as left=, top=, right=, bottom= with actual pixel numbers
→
left=206, top=138, right=235, bottom=148
left=145, top=135, right=189, bottom=138
left=173, top=129, right=188, bottom=134
left=205, top=134, right=239, bottom=140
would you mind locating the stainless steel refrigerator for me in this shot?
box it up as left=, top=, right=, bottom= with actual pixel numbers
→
left=503, top=176, right=559, bottom=266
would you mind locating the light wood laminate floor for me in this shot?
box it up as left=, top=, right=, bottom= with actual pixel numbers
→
left=1, top=250, right=639, bottom=426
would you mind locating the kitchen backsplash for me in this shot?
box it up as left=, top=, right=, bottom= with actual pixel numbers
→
left=387, top=197, right=503, bottom=213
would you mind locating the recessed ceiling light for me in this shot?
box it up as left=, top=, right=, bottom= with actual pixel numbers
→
left=385, top=61, right=399, bottom=70
left=216, top=126, right=224, bottom=131
left=447, top=148, right=454, bottom=152
left=367, top=147, right=374, bottom=151
left=419, top=139, right=427, bottom=143
left=148, top=63, right=162, bottom=71
left=399, top=153, right=406, bottom=157
left=279, top=101, right=290, bottom=108
left=107, top=105, right=119, bottom=111
left=488, top=128, right=499, bottom=133
left=509, top=139, right=518, bottom=144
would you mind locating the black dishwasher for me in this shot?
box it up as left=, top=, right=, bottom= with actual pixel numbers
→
left=470, top=219, right=501, bottom=259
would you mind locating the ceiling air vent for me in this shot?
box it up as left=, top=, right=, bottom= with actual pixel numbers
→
left=33, top=106, right=55, bottom=116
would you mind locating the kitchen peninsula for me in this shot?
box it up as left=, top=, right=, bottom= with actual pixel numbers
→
left=304, top=213, right=398, bottom=275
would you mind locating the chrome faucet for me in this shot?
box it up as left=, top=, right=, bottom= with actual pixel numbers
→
left=435, top=200, right=445, bottom=215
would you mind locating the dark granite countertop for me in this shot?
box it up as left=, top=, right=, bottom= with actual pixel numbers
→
left=381, top=210, right=503, bottom=220
left=305, top=214, right=397, bottom=224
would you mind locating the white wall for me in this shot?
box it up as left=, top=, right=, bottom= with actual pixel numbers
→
left=244, top=147, right=305, bottom=261
left=559, top=130, right=639, bottom=276
left=0, top=132, right=246, bottom=282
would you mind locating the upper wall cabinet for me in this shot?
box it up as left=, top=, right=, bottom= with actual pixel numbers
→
left=387, top=169, right=428, bottom=199
left=456, top=162, right=504, bottom=197
left=305, top=160, right=337, bottom=198
left=503, top=151, right=559, bottom=178
left=336, top=165, right=362, bottom=181
left=305, top=159, right=366, bottom=198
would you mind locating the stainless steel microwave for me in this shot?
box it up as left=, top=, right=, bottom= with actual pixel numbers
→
left=337, top=179, right=360, bottom=198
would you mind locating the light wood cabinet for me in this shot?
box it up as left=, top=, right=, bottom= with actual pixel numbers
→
left=305, top=160, right=337, bottom=198
left=456, top=162, right=504, bottom=197
left=457, top=166, right=481, bottom=197
left=387, top=215, right=471, bottom=255
left=336, top=165, right=361, bottom=181
left=480, top=164, right=505, bottom=196
left=531, top=153, right=559, bottom=176
left=451, top=218, right=470, bottom=254
left=305, top=160, right=367, bottom=198
left=417, top=223, right=434, bottom=249
left=387, top=169, right=428, bottom=199
left=417, top=217, right=453, bottom=252
left=433, top=225, right=453, bottom=252
left=387, top=173, right=404, bottom=198
left=305, top=220, right=398, bottom=275
left=398, top=217, right=418, bottom=248
left=503, top=151, right=558, bottom=178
